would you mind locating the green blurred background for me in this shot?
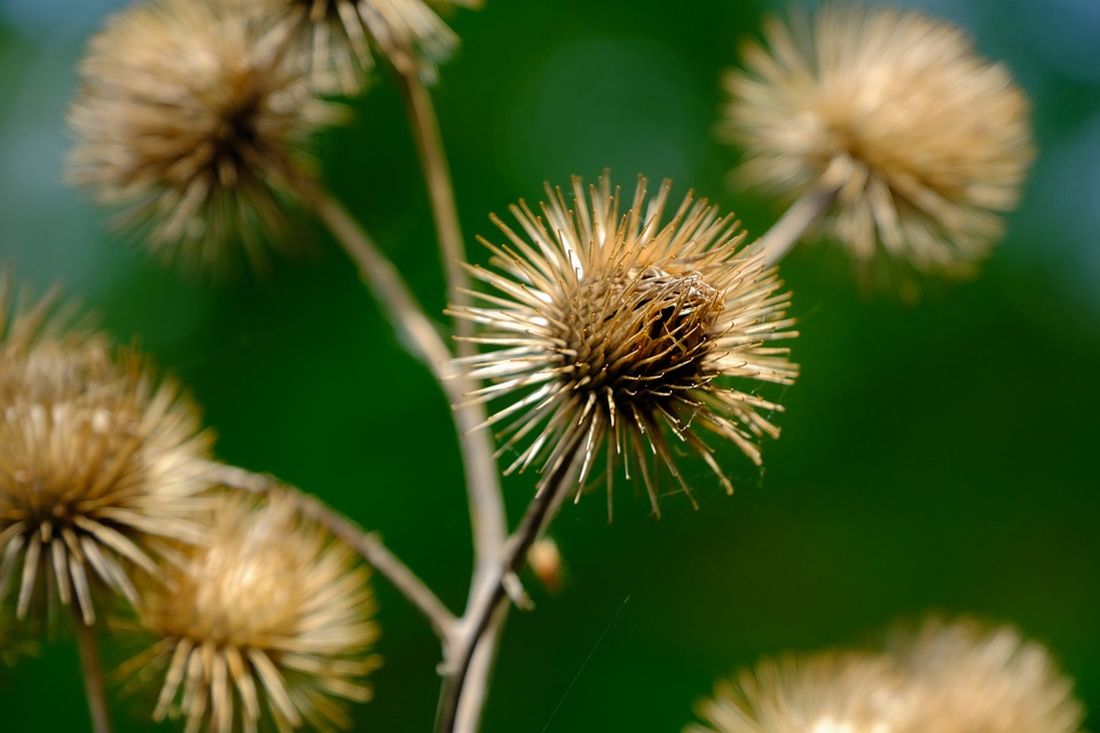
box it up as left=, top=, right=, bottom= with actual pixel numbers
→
left=2, top=0, right=1099, bottom=730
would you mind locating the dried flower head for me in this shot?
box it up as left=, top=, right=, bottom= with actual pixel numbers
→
left=0, top=272, right=213, bottom=625
left=452, top=174, right=797, bottom=515
left=123, top=492, right=380, bottom=733
left=889, top=618, right=1085, bottom=733
left=686, top=652, right=917, bottom=733
left=721, top=6, right=1033, bottom=278
left=68, top=0, right=342, bottom=271
left=262, top=0, right=474, bottom=94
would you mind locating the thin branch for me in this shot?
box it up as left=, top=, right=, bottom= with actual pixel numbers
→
left=752, top=185, right=838, bottom=267
left=392, top=69, right=513, bottom=601
left=73, top=612, right=112, bottom=733
left=302, top=186, right=507, bottom=584
left=198, top=460, right=458, bottom=642
left=452, top=625, right=504, bottom=733
left=393, top=66, right=476, bottom=355
left=436, top=447, right=581, bottom=733
left=306, top=185, right=456, bottom=385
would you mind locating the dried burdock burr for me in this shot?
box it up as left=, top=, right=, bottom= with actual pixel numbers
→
left=889, top=617, right=1084, bottom=733
left=259, top=0, right=478, bottom=93
left=451, top=173, right=798, bottom=515
left=121, top=491, right=381, bottom=733
left=68, top=0, right=342, bottom=272
left=685, top=617, right=1085, bottom=733
left=721, top=5, right=1034, bottom=281
left=686, top=652, right=917, bottom=733
left=0, top=271, right=213, bottom=626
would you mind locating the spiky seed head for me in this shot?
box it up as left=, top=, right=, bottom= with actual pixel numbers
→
left=123, top=492, right=381, bottom=733
left=451, top=174, right=798, bottom=516
left=0, top=273, right=213, bottom=626
left=889, top=618, right=1085, bottom=733
left=259, top=0, right=473, bottom=94
left=686, top=652, right=918, bottom=733
left=68, top=0, right=342, bottom=272
left=720, top=6, right=1034, bottom=280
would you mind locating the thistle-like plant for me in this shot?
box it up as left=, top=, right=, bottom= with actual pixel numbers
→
left=258, top=0, right=477, bottom=93
left=1, top=1, right=1074, bottom=733
left=0, top=272, right=213, bottom=626
left=121, top=492, right=380, bottom=733
left=453, top=174, right=797, bottom=514
left=721, top=6, right=1034, bottom=284
left=68, top=0, right=342, bottom=270
left=686, top=618, right=1085, bottom=733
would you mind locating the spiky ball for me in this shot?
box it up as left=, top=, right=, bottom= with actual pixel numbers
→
left=124, top=492, right=380, bottom=733
left=721, top=6, right=1033, bottom=280
left=890, top=618, right=1084, bottom=733
left=68, top=0, right=341, bottom=271
left=686, top=652, right=917, bottom=733
left=262, top=0, right=472, bottom=93
left=0, top=272, right=212, bottom=625
left=452, top=174, right=797, bottom=515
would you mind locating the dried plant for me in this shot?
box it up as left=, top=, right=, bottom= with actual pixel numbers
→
left=686, top=652, right=916, bottom=733
left=68, top=0, right=342, bottom=271
left=452, top=174, right=798, bottom=514
left=686, top=618, right=1086, bottom=733
left=122, top=492, right=380, bottom=733
left=890, top=618, right=1085, bottom=733
left=721, top=6, right=1034, bottom=279
left=0, top=273, right=213, bottom=626
left=3, top=1, right=1073, bottom=732
left=258, top=0, right=474, bottom=93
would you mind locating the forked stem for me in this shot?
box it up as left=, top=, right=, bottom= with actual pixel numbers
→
left=199, top=460, right=458, bottom=641
left=753, top=185, right=838, bottom=266
left=391, top=69, right=515, bottom=727
left=436, top=447, right=582, bottom=733
left=302, top=185, right=506, bottom=587
left=73, top=613, right=112, bottom=733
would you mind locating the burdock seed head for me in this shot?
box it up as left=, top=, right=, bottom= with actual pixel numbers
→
left=452, top=174, right=798, bottom=515
left=888, top=618, right=1084, bottom=733
left=721, top=5, right=1034, bottom=281
left=259, top=0, right=478, bottom=93
left=123, top=491, right=380, bottom=733
left=685, top=618, right=1085, bottom=733
left=68, top=0, right=343, bottom=272
left=0, top=270, right=213, bottom=626
left=686, top=652, right=918, bottom=733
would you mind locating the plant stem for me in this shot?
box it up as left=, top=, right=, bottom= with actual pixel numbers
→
left=73, top=612, right=112, bottom=733
left=451, top=625, right=503, bottom=733
left=436, top=447, right=581, bottom=733
left=394, top=67, right=476, bottom=355
left=303, top=183, right=513, bottom=725
left=305, top=187, right=507, bottom=587
left=199, top=460, right=458, bottom=641
left=391, top=70, right=516, bottom=721
left=753, top=185, right=838, bottom=267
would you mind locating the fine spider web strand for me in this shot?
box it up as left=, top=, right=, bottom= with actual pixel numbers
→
left=538, top=590, right=637, bottom=733
left=435, top=441, right=585, bottom=733
left=538, top=500, right=700, bottom=733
